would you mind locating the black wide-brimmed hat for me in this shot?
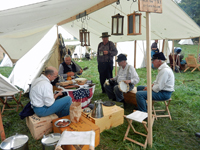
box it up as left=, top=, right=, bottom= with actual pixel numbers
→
left=116, top=54, right=127, bottom=62
left=152, top=52, right=166, bottom=61
left=100, top=32, right=111, bottom=38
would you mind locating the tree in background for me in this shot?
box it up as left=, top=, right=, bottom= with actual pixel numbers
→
left=177, top=0, right=200, bottom=26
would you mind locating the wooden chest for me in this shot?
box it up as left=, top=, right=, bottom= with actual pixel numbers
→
left=123, top=87, right=137, bottom=106
left=82, top=105, right=124, bottom=133
left=26, top=114, right=58, bottom=140
left=52, top=115, right=100, bottom=150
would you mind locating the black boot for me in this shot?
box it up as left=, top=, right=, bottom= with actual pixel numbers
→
left=195, top=133, right=200, bottom=138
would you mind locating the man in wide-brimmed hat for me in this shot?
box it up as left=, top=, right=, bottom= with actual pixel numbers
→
left=97, top=32, right=118, bottom=93
left=104, top=53, right=140, bottom=102
left=136, top=52, right=175, bottom=112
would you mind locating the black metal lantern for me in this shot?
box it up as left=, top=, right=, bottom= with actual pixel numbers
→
left=111, top=13, right=124, bottom=35
left=79, top=28, right=90, bottom=46
left=127, top=12, right=142, bottom=35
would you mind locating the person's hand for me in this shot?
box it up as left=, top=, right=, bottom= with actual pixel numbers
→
left=79, top=69, right=83, bottom=74
left=143, top=87, right=147, bottom=91
left=110, top=78, right=114, bottom=81
left=67, top=72, right=74, bottom=77
left=124, top=80, right=131, bottom=84
left=103, top=51, right=108, bottom=55
left=57, top=90, right=63, bottom=96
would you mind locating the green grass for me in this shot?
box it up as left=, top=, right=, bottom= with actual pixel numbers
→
left=0, top=41, right=200, bottom=149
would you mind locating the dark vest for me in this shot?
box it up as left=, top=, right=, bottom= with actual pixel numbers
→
left=61, top=62, right=76, bottom=74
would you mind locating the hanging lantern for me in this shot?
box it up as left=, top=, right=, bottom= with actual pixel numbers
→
left=111, top=13, right=124, bottom=35
left=79, top=28, right=90, bottom=46
left=127, top=12, right=142, bottom=35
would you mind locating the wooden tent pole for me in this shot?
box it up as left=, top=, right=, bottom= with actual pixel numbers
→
left=134, top=40, right=137, bottom=69
left=162, top=39, right=165, bottom=53
left=197, top=37, right=200, bottom=60
left=172, top=40, right=175, bottom=71
left=0, top=109, right=6, bottom=141
left=115, top=43, right=117, bottom=76
left=146, top=12, right=152, bottom=147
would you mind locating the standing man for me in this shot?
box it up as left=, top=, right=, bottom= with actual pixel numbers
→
left=97, top=32, right=118, bottom=93
left=30, top=66, right=72, bottom=118
left=104, top=54, right=139, bottom=102
left=136, top=52, right=174, bottom=112
left=151, top=40, right=159, bottom=68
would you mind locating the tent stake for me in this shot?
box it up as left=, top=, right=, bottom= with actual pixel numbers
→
left=146, top=12, right=153, bottom=147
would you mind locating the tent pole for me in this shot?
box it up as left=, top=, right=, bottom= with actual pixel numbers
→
left=172, top=40, right=175, bottom=71
left=197, top=37, right=200, bottom=60
left=0, top=44, right=14, bottom=63
left=0, top=108, right=6, bottom=141
left=115, top=43, right=117, bottom=76
left=162, top=39, right=165, bottom=53
left=56, top=26, right=59, bottom=44
left=134, top=40, right=137, bottom=69
left=146, top=12, right=153, bottom=147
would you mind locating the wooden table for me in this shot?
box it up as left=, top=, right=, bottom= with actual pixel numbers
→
left=52, top=115, right=100, bottom=150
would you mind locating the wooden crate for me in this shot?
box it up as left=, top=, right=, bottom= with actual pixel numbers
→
left=123, top=87, right=137, bottom=106
left=82, top=105, right=124, bottom=133
left=52, top=115, right=100, bottom=150
left=26, top=114, right=58, bottom=140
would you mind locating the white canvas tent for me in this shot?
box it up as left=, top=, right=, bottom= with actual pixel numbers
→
left=0, top=54, right=13, bottom=67
left=0, top=0, right=200, bottom=63
left=178, top=39, right=194, bottom=45
left=72, top=45, right=87, bottom=59
left=117, top=40, right=172, bottom=68
left=0, top=73, right=19, bottom=96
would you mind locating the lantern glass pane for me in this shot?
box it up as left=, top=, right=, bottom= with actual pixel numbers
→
left=118, top=18, right=122, bottom=34
left=113, top=18, right=117, bottom=34
left=135, top=15, right=140, bottom=34
left=85, top=33, right=88, bottom=45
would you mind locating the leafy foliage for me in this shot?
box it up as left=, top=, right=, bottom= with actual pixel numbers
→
left=178, top=0, right=200, bottom=26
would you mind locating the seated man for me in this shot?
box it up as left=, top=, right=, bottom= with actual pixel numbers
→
left=59, top=54, right=83, bottom=80
left=136, top=52, right=174, bottom=112
left=169, top=47, right=186, bottom=70
left=30, top=66, right=72, bottom=118
left=104, top=54, right=140, bottom=102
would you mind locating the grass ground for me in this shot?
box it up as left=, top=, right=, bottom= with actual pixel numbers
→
left=0, top=41, right=200, bottom=149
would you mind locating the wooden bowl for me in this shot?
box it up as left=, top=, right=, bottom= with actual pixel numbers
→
left=75, top=78, right=87, bottom=85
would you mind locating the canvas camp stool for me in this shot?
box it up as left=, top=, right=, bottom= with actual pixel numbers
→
left=55, top=130, right=95, bottom=150
left=0, top=91, right=23, bottom=114
left=123, top=111, right=154, bottom=149
left=152, top=98, right=172, bottom=120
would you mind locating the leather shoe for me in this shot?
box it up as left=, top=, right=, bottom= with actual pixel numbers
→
left=195, top=133, right=200, bottom=138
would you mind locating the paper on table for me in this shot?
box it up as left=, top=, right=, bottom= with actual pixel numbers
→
left=56, top=130, right=95, bottom=147
left=126, top=111, right=148, bottom=123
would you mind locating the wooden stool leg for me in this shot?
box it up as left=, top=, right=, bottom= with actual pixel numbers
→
left=152, top=101, right=157, bottom=120
left=164, top=101, right=172, bottom=120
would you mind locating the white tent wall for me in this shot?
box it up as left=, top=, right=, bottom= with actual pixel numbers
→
left=0, top=54, right=13, bottom=67
left=178, top=39, right=194, bottom=45
left=72, top=46, right=86, bottom=59
left=9, top=26, right=58, bottom=93
left=116, top=40, right=172, bottom=69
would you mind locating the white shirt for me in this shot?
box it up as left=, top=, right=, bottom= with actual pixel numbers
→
left=153, top=62, right=175, bottom=93
left=30, top=74, right=55, bottom=107
left=113, top=63, right=140, bottom=85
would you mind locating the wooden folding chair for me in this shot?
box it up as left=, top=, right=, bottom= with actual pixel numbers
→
left=123, top=111, right=154, bottom=149
left=0, top=91, right=23, bottom=114
left=152, top=98, right=172, bottom=120
left=184, top=55, right=200, bottom=72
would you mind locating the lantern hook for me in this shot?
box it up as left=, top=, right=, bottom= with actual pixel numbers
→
left=114, top=1, right=122, bottom=15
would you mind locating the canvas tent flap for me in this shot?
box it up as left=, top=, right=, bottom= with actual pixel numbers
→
left=0, top=54, right=13, bottom=67
left=0, top=74, right=19, bottom=96
left=9, top=26, right=59, bottom=93
left=0, top=0, right=104, bottom=60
